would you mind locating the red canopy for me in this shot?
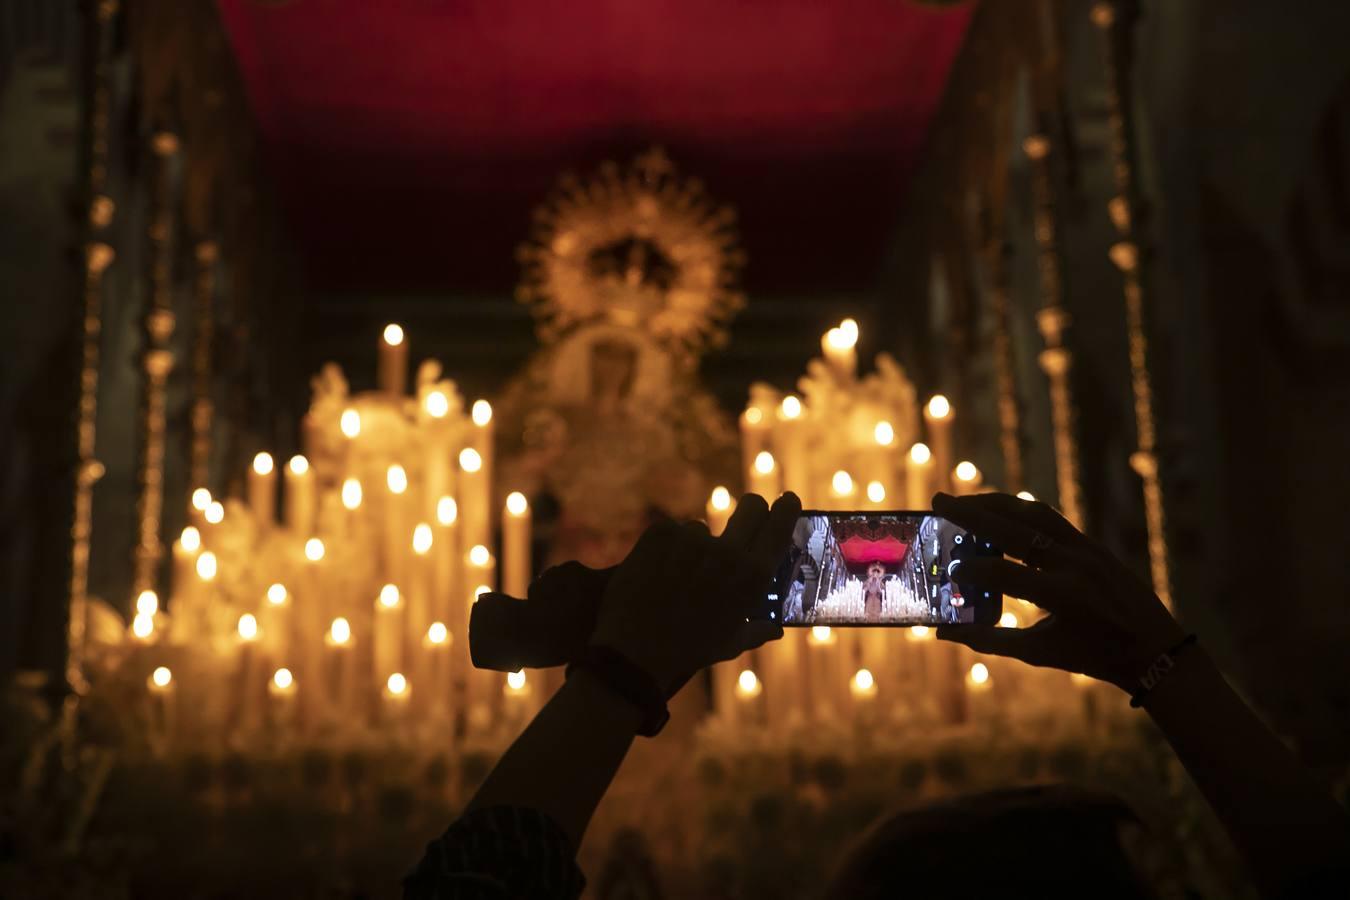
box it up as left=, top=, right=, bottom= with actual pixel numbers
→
left=838, top=535, right=909, bottom=565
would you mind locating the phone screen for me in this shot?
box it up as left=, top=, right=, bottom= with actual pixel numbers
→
left=761, top=511, right=1002, bottom=627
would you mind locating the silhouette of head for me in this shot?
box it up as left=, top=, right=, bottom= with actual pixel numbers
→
left=867, top=562, right=885, bottom=579
left=823, top=785, right=1157, bottom=900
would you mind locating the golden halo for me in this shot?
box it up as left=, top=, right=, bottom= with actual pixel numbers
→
left=516, top=148, right=745, bottom=358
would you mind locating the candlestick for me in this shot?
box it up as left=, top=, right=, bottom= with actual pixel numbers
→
left=502, top=492, right=531, bottom=598
left=284, top=455, right=315, bottom=534
left=249, top=452, right=277, bottom=526
left=705, top=486, right=733, bottom=536
left=924, top=395, right=953, bottom=494
left=379, top=323, right=407, bottom=397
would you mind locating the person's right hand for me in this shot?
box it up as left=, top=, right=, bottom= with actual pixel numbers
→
left=933, top=491, right=1186, bottom=692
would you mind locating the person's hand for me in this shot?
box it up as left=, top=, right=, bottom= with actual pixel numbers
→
left=932, top=492, right=1185, bottom=692
left=589, top=492, right=801, bottom=695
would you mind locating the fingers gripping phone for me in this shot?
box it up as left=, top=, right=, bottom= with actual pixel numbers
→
left=759, top=511, right=1002, bottom=627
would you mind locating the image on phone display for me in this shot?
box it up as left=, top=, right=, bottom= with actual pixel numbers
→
left=764, top=511, right=1002, bottom=627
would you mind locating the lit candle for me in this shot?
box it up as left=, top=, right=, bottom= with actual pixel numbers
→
left=749, top=450, right=780, bottom=501
left=268, top=667, right=297, bottom=728
left=189, top=487, right=212, bottom=529
left=340, top=407, right=361, bottom=440
left=249, top=452, right=277, bottom=526
left=423, top=388, right=453, bottom=523
left=433, top=496, right=461, bottom=654
left=193, top=551, right=218, bottom=628
left=734, top=668, right=764, bottom=726
left=806, top=626, right=848, bottom=723
left=324, top=616, right=358, bottom=725
left=502, top=668, right=536, bottom=731
left=469, top=399, right=494, bottom=549
left=420, top=621, right=452, bottom=724
left=234, top=613, right=264, bottom=735
left=924, top=395, right=953, bottom=494
left=739, top=392, right=773, bottom=496
left=169, top=527, right=201, bottom=639
left=775, top=394, right=809, bottom=502
left=867, top=420, right=896, bottom=509
left=705, top=486, right=733, bottom=537
left=830, top=470, right=855, bottom=510
left=300, top=538, right=327, bottom=725
left=906, top=443, right=933, bottom=509
left=458, top=447, right=490, bottom=568
left=966, top=661, right=992, bottom=692
left=409, top=522, right=434, bottom=652
left=384, top=463, right=409, bottom=586
left=465, top=546, right=497, bottom=727
left=953, top=461, right=983, bottom=496
left=261, top=582, right=291, bottom=663
left=146, top=665, right=177, bottom=753
left=284, top=454, right=315, bottom=534
left=822, top=319, right=858, bottom=381
left=502, top=492, right=531, bottom=598
left=374, top=583, right=404, bottom=686
left=382, top=671, right=412, bottom=725
left=379, top=323, right=407, bottom=397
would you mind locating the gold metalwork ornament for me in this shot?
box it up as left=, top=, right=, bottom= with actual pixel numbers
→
left=516, top=147, right=745, bottom=360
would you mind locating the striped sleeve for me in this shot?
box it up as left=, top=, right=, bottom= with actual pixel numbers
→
left=403, top=805, right=586, bottom=900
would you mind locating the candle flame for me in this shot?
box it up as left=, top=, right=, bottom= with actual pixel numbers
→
left=955, top=461, right=980, bottom=483
left=839, top=317, right=859, bottom=342
left=412, top=523, right=433, bottom=554
left=753, top=451, right=775, bottom=475
left=437, top=496, right=458, bottom=525
left=506, top=669, right=527, bottom=691
left=909, top=625, right=931, bottom=640
left=874, top=420, right=895, bottom=446
left=826, top=323, right=858, bottom=351
left=378, top=584, right=400, bottom=608
left=386, top=672, right=408, bottom=695
left=743, top=406, right=763, bottom=426
left=180, top=525, right=201, bottom=552
left=132, top=613, right=154, bottom=639
left=866, top=481, right=886, bottom=503
left=474, top=584, right=492, bottom=601
left=330, top=616, right=351, bottom=644
left=811, top=625, right=832, bottom=642
left=191, top=487, right=212, bottom=511
left=267, top=583, right=287, bottom=605
left=459, top=447, right=483, bottom=473
left=1016, top=490, right=1036, bottom=501
left=909, top=442, right=932, bottom=465
left=382, top=323, right=404, bottom=346
left=287, top=455, right=309, bottom=476
left=471, top=399, right=492, bottom=426
left=1070, top=672, right=1094, bottom=686
left=468, top=544, right=491, bottom=567
left=252, top=452, right=274, bottom=475
left=341, top=478, right=363, bottom=510
left=779, top=395, right=802, bottom=419
left=304, top=538, right=325, bottom=561
left=926, top=394, right=951, bottom=419
left=999, top=611, right=1019, bottom=628
left=151, top=666, right=172, bottom=688
left=736, top=669, right=761, bottom=696
left=204, top=501, right=224, bottom=525
left=136, top=590, right=158, bottom=617
left=273, top=667, right=294, bottom=690
left=831, top=470, right=854, bottom=497
left=386, top=464, right=408, bottom=494
left=709, top=486, right=732, bottom=511
left=196, top=551, right=218, bottom=580
left=425, top=389, right=449, bottom=418
left=969, top=662, right=990, bottom=685
left=238, top=613, right=259, bottom=640
left=427, top=621, right=448, bottom=645
left=340, top=407, right=361, bottom=438
left=853, top=668, right=875, bottom=691
left=505, top=491, right=528, bottom=517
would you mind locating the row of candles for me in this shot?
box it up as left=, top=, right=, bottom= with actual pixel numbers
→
left=128, top=325, right=543, bottom=744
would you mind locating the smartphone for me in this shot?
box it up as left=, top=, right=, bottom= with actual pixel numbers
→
left=761, top=510, right=1002, bottom=627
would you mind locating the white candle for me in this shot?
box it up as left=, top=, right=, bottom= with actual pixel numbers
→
left=734, top=667, right=765, bottom=727
left=384, top=464, right=409, bottom=586
left=382, top=671, right=412, bottom=726
left=374, top=583, right=404, bottom=685
left=502, top=492, right=531, bottom=598
left=807, top=626, right=849, bottom=723
left=469, top=399, right=494, bottom=546
left=379, top=323, right=407, bottom=397
left=300, top=539, right=327, bottom=726
left=906, top=443, right=933, bottom=509
left=146, top=665, right=177, bottom=753
left=953, top=461, right=983, bottom=496
left=465, top=548, right=497, bottom=727
left=324, top=617, right=358, bottom=727
left=822, top=319, right=858, bottom=381
left=284, top=455, right=315, bottom=534
left=775, top=394, right=809, bottom=503
left=420, top=621, right=452, bottom=725
left=502, top=668, right=538, bottom=731
left=867, top=420, right=896, bottom=509
left=924, top=395, right=954, bottom=494
left=409, top=522, right=434, bottom=652
left=246, top=453, right=274, bottom=528
left=749, top=450, right=780, bottom=501
left=705, top=486, right=733, bottom=537
left=739, top=398, right=772, bottom=493
left=458, top=447, right=490, bottom=568
left=423, top=389, right=453, bottom=522
left=170, top=527, right=201, bottom=637
left=234, top=613, right=264, bottom=735
left=261, top=582, right=291, bottom=663
left=268, top=667, right=297, bottom=729
left=434, top=496, right=461, bottom=655
left=829, top=470, right=856, bottom=510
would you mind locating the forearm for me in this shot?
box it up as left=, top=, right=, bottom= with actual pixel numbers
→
left=465, top=669, right=642, bottom=851
left=1143, top=648, right=1350, bottom=894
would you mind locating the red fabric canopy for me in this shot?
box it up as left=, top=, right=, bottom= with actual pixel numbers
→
left=838, top=535, right=909, bottom=565
left=216, top=0, right=974, bottom=290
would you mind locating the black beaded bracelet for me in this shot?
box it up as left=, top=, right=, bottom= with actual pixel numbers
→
left=566, top=645, right=671, bottom=737
left=1129, top=633, right=1198, bottom=708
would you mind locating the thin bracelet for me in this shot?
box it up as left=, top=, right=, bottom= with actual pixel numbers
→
left=1129, top=633, right=1198, bottom=708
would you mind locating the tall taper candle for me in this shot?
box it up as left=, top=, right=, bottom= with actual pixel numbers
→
left=458, top=447, right=489, bottom=559
left=924, top=395, right=953, bottom=494
left=374, top=583, right=404, bottom=685
left=502, top=492, right=531, bottom=598
left=409, top=523, right=434, bottom=652
left=906, top=443, right=933, bottom=510
left=379, top=323, right=407, bottom=397
left=822, top=319, right=858, bottom=381
left=249, top=452, right=276, bottom=526
left=284, top=455, right=315, bottom=535
left=470, top=399, right=494, bottom=541
left=434, top=497, right=461, bottom=655
left=706, top=486, right=733, bottom=537
left=775, top=395, right=809, bottom=502
left=385, top=464, right=409, bottom=586
left=953, top=461, right=983, bottom=496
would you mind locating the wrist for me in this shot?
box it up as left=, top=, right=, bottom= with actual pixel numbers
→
left=567, top=667, right=645, bottom=733
left=1126, top=633, right=1202, bottom=710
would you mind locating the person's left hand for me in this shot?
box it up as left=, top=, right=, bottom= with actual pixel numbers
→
left=589, top=491, right=801, bottom=695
